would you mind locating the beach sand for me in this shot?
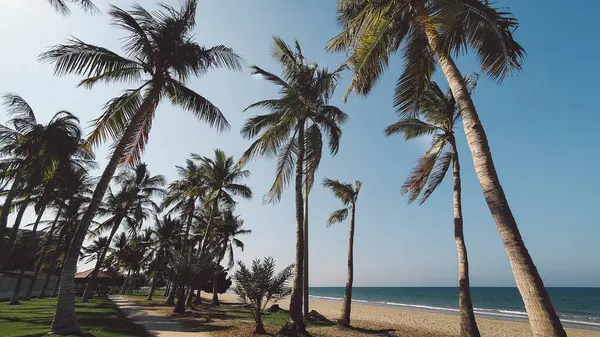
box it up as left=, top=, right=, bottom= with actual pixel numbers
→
left=218, top=292, right=600, bottom=337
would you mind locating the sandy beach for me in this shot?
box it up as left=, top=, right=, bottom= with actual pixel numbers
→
left=217, top=292, right=600, bottom=337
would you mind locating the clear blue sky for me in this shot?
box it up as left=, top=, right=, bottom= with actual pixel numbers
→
left=0, top=1, right=598, bottom=287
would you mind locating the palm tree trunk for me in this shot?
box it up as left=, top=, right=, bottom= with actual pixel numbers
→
left=164, top=279, right=171, bottom=297
left=182, top=198, right=195, bottom=255
left=3, top=197, right=30, bottom=270
left=254, top=302, right=266, bottom=334
left=211, top=273, right=219, bottom=306
left=338, top=204, right=355, bottom=327
left=449, top=139, right=481, bottom=337
left=424, top=27, right=566, bottom=337
left=0, top=173, right=22, bottom=272
left=39, top=254, right=59, bottom=299
left=193, top=287, right=202, bottom=304
left=51, top=251, right=68, bottom=298
left=147, top=270, right=158, bottom=300
left=174, top=284, right=186, bottom=313
left=83, top=217, right=123, bottom=302
left=24, top=207, right=62, bottom=300
left=280, top=121, right=307, bottom=335
left=199, top=195, right=219, bottom=258
left=185, top=287, right=194, bottom=307
left=303, top=184, right=309, bottom=317
left=165, top=283, right=176, bottom=305
left=9, top=205, right=46, bottom=305
left=50, top=88, right=161, bottom=335
left=121, top=270, right=131, bottom=295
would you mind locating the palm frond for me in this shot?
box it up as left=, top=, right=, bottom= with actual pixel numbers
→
left=303, top=123, right=322, bottom=193
left=394, top=28, right=436, bottom=116
left=249, top=66, right=291, bottom=89
left=384, top=118, right=440, bottom=140
left=38, top=38, right=141, bottom=79
left=437, top=0, right=525, bottom=81
left=264, top=135, right=297, bottom=204
left=420, top=151, right=452, bottom=203
left=322, top=178, right=355, bottom=205
left=85, top=86, right=145, bottom=151
left=327, top=208, right=349, bottom=226
left=165, top=79, right=230, bottom=132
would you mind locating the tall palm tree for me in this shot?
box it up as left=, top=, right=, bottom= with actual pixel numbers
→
left=39, top=186, right=93, bottom=298
left=195, top=149, right=252, bottom=258
left=162, top=158, right=206, bottom=254
left=146, top=215, right=183, bottom=301
left=45, top=0, right=98, bottom=15
left=322, top=178, right=361, bottom=327
left=240, top=38, right=347, bottom=335
left=328, top=2, right=565, bottom=335
left=1, top=95, right=94, bottom=305
left=25, top=167, right=96, bottom=300
left=0, top=93, right=92, bottom=271
left=39, top=1, right=241, bottom=333
left=82, top=163, right=164, bottom=302
left=386, top=77, right=480, bottom=336
left=211, top=211, right=251, bottom=305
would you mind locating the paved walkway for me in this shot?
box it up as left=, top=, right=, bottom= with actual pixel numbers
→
left=111, top=296, right=210, bottom=337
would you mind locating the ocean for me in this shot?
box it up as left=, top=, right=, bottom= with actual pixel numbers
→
left=308, top=287, right=600, bottom=328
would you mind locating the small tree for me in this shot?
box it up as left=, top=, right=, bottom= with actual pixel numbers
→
left=233, top=257, right=293, bottom=334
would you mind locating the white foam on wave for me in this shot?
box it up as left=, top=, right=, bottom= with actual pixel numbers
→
left=381, top=302, right=459, bottom=312
left=309, top=295, right=600, bottom=326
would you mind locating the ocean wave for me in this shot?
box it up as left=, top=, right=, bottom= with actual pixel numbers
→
left=309, top=295, right=600, bottom=326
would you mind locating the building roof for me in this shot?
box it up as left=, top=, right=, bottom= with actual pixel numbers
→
left=74, top=268, right=112, bottom=279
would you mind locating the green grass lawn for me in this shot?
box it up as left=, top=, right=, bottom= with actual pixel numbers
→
left=0, top=297, right=148, bottom=337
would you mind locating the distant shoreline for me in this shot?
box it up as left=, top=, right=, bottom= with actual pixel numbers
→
left=222, top=290, right=600, bottom=336
left=308, top=294, right=600, bottom=332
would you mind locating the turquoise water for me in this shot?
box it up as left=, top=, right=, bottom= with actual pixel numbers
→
left=308, top=287, right=600, bottom=327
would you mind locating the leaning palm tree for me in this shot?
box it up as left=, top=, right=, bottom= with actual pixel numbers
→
left=39, top=0, right=241, bottom=333
left=328, top=1, right=565, bottom=335
left=234, top=257, right=294, bottom=334
left=195, top=149, right=252, bottom=258
left=146, top=215, right=183, bottom=300
left=82, top=163, right=164, bottom=302
left=162, top=158, right=206, bottom=254
left=45, top=0, right=98, bottom=15
left=25, top=167, right=96, bottom=300
left=322, top=178, right=361, bottom=327
left=240, top=38, right=347, bottom=335
left=386, top=77, right=480, bottom=336
left=1, top=95, right=94, bottom=305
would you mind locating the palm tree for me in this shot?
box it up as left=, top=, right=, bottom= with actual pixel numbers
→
left=38, top=168, right=95, bottom=299
left=162, top=158, right=206, bottom=254
left=146, top=215, right=183, bottom=301
left=322, top=178, right=361, bottom=327
left=195, top=149, right=252, bottom=258
left=233, top=257, right=294, bottom=334
left=386, top=77, right=480, bottom=336
left=25, top=167, right=96, bottom=300
left=39, top=0, right=241, bottom=333
left=81, top=237, right=109, bottom=264
left=240, top=37, right=347, bottom=335
left=45, top=0, right=98, bottom=15
left=211, top=211, right=251, bottom=305
left=0, top=93, right=92, bottom=272
left=1, top=94, right=93, bottom=305
left=328, top=2, right=565, bottom=335
left=82, top=163, right=164, bottom=302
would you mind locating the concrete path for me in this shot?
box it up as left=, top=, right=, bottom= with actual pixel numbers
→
left=111, top=295, right=210, bottom=337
